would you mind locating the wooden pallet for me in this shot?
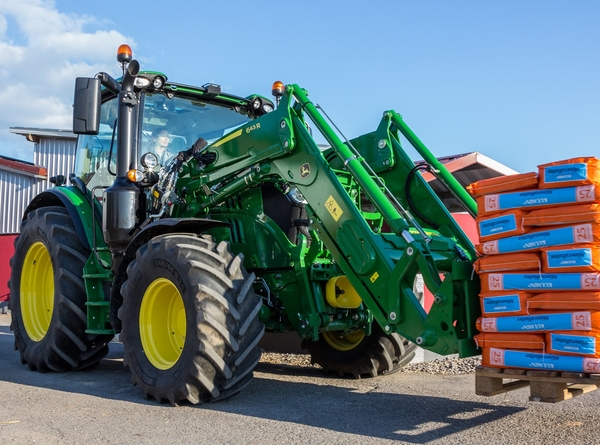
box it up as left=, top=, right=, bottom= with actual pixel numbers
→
left=475, top=366, right=600, bottom=403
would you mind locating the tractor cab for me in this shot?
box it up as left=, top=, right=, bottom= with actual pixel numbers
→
left=73, top=81, right=254, bottom=191
left=72, top=45, right=274, bottom=195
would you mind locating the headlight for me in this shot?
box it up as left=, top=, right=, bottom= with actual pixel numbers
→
left=134, top=77, right=150, bottom=88
left=152, top=76, right=165, bottom=89
left=134, top=75, right=166, bottom=91
left=141, top=152, right=158, bottom=170
left=248, top=96, right=275, bottom=116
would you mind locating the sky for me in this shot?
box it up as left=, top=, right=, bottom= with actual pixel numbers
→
left=0, top=0, right=598, bottom=173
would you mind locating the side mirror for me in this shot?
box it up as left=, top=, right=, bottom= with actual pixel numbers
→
left=73, top=77, right=101, bottom=134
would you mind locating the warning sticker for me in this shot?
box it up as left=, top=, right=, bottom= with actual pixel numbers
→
left=325, top=195, right=343, bottom=222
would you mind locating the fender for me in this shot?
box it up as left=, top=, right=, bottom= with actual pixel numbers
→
left=24, top=186, right=103, bottom=251
left=109, top=217, right=232, bottom=330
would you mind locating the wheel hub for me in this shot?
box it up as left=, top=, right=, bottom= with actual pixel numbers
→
left=139, top=278, right=186, bottom=370
left=20, top=241, right=54, bottom=342
left=322, top=329, right=365, bottom=351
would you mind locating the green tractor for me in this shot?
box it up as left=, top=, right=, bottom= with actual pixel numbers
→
left=9, top=45, right=480, bottom=405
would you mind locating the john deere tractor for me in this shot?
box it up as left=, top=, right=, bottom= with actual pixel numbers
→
left=9, top=45, right=480, bottom=405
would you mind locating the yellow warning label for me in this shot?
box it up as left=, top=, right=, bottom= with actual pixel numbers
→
left=325, top=195, right=343, bottom=222
left=370, top=272, right=379, bottom=283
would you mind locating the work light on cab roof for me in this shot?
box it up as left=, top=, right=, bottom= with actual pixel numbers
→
left=134, top=75, right=165, bottom=91
left=250, top=96, right=274, bottom=115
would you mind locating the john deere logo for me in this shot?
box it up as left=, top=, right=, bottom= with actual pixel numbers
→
left=300, top=163, right=311, bottom=179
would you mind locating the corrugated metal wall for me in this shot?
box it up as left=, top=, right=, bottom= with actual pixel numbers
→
left=34, top=137, right=77, bottom=192
left=0, top=136, right=76, bottom=234
left=0, top=170, right=37, bottom=233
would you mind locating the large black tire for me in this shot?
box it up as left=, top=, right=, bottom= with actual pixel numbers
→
left=120, top=234, right=264, bottom=405
left=9, top=206, right=112, bottom=372
left=301, top=324, right=416, bottom=378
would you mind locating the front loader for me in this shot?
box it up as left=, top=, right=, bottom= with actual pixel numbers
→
left=9, top=45, right=480, bottom=405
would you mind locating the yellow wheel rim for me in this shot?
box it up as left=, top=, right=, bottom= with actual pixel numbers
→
left=139, top=278, right=186, bottom=370
left=323, top=329, right=365, bottom=352
left=20, top=241, right=54, bottom=342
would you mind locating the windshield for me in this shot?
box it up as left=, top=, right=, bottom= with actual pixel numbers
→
left=139, top=93, right=252, bottom=165
left=74, top=91, right=251, bottom=189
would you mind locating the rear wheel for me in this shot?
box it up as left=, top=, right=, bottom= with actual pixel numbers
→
left=302, top=324, right=416, bottom=378
left=9, top=206, right=112, bottom=372
left=120, top=234, right=264, bottom=405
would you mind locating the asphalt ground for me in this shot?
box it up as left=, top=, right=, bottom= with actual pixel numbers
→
left=1, top=312, right=599, bottom=445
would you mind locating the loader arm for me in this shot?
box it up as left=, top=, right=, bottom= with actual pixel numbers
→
left=273, top=85, right=480, bottom=356
left=167, top=84, right=481, bottom=357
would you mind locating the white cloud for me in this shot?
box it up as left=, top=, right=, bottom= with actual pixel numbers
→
left=0, top=0, right=134, bottom=161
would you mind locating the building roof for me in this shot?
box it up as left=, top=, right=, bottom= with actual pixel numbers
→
left=0, top=155, right=47, bottom=178
left=10, top=127, right=76, bottom=142
left=417, top=151, right=519, bottom=212
left=2, top=126, right=76, bottom=178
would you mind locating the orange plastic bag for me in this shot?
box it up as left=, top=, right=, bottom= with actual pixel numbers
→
left=476, top=209, right=529, bottom=242
left=538, top=157, right=600, bottom=189
left=476, top=185, right=600, bottom=216
left=475, top=332, right=545, bottom=351
left=474, top=253, right=541, bottom=274
left=479, top=272, right=600, bottom=293
left=481, top=347, right=600, bottom=372
left=541, top=244, right=600, bottom=273
left=480, top=291, right=533, bottom=316
left=523, top=203, right=600, bottom=227
left=527, top=292, right=600, bottom=312
left=476, top=311, right=600, bottom=333
left=476, top=223, right=600, bottom=256
left=467, top=172, right=538, bottom=197
left=546, top=331, right=600, bottom=357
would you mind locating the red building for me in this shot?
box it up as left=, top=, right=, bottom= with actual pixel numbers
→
left=0, top=127, right=77, bottom=310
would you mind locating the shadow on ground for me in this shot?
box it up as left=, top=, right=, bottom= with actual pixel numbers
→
left=0, top=323, right=524, bottom=443
left=221, top=375, right=525, bottom=443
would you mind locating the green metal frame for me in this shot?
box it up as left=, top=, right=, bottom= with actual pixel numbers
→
left=164, top=83, right=481, bottom=357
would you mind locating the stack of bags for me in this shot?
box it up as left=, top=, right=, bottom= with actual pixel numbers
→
left=468, top=157, right=600, bottom=373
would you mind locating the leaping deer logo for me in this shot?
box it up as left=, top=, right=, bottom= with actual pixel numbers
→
left=300, top=163, right=311, bottom=179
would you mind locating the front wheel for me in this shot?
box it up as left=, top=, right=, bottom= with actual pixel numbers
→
left=301, top=324, right=416, bottom=378
left=120, top=234, right=264, bottom=405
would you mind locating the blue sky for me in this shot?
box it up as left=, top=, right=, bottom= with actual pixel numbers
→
left=0, top=0, right=598, bottom=173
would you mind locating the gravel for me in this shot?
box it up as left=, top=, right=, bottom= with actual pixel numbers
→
left=259, top=351, right=318, bottom=368
left=399, top=356, right=482, bottom=374
left=259, top=350, right=482, bottom=375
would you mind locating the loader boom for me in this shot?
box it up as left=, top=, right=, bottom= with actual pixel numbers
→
left=178, top=83, right=481, bottom=356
